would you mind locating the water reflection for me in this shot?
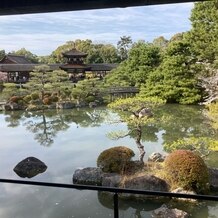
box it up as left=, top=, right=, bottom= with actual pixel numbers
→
left=2, top=105, right=217, bottom=148
left=97, top=192, right=213, bottom=218
left=3, top=108, right=110, bottom=146
left=0, top=105, right=218, bottom=218
left=155, top=104, right=218, bottom=144
left=98, top=192, right=165, bottom=210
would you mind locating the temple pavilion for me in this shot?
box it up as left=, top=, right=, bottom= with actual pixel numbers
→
left=60, top=48, right=91, bottom=82
left=0, top=48, right=117, bottom=83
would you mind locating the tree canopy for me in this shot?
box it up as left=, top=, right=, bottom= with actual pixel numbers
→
left=49, top=39, right=120, bottom=64
left=11, top=48, right=38, bottom=63
left=108, top=96, right=166, bottom=161
left=140, top=40, right=202, bottom=104
left=117, top=36, right=133, bottom=61
left=185, top=0, right=218, bottom=64
left=105, top=41, right=161, bottom=87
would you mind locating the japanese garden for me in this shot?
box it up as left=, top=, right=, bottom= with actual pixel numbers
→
left=0, top=1, right=218, bottom=218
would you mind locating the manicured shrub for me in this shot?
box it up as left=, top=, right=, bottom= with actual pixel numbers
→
left=97, top=146, right=135, bottom=173
left=31, top=92, right=39, bottom=100
left=43, top=97, right=52, bottom=105
left=9, top=96, right=22, bottom=103
left=85, top=96, right=96, bottom=103
left=23, top=95, right=32, bottom=103
left=164, top=150, right=209, bottom=194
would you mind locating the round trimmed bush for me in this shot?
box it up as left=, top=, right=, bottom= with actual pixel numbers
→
left=97, top=146, right=135, bottom=173
left=9, top=96, right=22, bottom=103
left=164, top=150, right=209, bottom=194
left=85, top=96, right=96, bottom=103
left=43, top=97, right=52, bottom=105
left=31, top=92, right=39, bottom=100
left=23, top=95, right=32, bottom=103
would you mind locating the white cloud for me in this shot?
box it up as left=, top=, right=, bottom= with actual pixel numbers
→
left=0, top=3, right=194, bottom=55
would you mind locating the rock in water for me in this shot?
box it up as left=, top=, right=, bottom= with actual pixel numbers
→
left=73, top=167, right=103, bottom=186
left=152, top=204, right=189, bottom=218
left=13, top=157, right=47, bottom=178
left=148, top=152, right=165, bottom=162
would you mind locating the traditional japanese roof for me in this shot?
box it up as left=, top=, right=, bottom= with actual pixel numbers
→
left=62, top=49, right=88, bottom=58
left=0, top=54, right=32, bottom=64
left=88, top=63, right=118, bottom=71
left=60, top=64, right=90, bottom=70
left=0, top=64, right=61, bottom=72
left=0, top=63, right=118, bottom=72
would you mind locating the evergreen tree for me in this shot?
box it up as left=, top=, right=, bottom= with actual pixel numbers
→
left=108, top=96, right=165, bottom=161
left=106, top=41, right=161, bottom=87
left=11, top=48, right=38, bottom=63
left=48, top=69, right=71, bottom=100
left=0, top=49, right=5, bottom=60
left=152, top=36, right=168, bottom=50
left=141, top=40, right=202, bottom=104
left=186, top=1, right=218, bottom=64
left=49, top=39, right=119, bottom=64
left=27, top=65, right=53, bottom=100
left=117, top=36, right=133, bottom=61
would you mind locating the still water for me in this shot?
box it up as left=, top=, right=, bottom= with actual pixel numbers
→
left=0, top=105, right=217, bottom=218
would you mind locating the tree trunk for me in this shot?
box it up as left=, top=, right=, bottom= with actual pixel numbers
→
left=135, top=125, right=145, bottom=162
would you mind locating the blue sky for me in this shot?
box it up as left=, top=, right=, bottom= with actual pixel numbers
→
left=0, top=2, right=193, bottom=56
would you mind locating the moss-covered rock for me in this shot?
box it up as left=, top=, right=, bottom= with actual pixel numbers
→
left=164, top=150, right=209, bottom=194
left=97, top=146, right=135, bottom=173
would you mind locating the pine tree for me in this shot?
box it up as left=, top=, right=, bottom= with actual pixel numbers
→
left=141, top=41, right=201, bottom=104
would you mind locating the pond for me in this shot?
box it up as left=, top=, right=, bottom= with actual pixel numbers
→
left=0, top=104, right=217, bottom=218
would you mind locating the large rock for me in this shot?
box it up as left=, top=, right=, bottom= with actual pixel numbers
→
left=26, top=104, right=46, bottom=111
left=208, top=167, right=218, bottom=190
left=73, top=167, right=103, bottom=186
left=13, top=157, right=47, bottom=178
left=4, top=102, right=23, bottom=111
left=56, top=101, right=75, bottom=109
left=152, top=204, right=189, bottom=218
left=148, top=152, right=165, bottom=162
left=89, top=102, right=97, bottom=108
left=102, top=173, right=122, bottom=187
left=171, top=188, right=197, bottom=203
left=138, top=108, right=153, bottom=118
left=122, top=175, right=169, bottom=199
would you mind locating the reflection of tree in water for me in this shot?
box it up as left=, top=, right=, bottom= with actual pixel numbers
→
left=4, top=105, right=215, bottom=148
left=4, top=111, right=24, bottom=127
left=24, top=108, right=110, bottom=146
left=23, top=110, right=70, bottom=146
left=97, top=192, right=165, bottom=217
left=127, top=104, right=217, bottom=146
left=128, top=125, right=159, bottom=143
left=98, top=192, right=210, bottom=218
left=64, top=108, right=110, bottom=128
left=155, top=104, right=218, bottom=144
left=4, top=108, right=110, bottom=146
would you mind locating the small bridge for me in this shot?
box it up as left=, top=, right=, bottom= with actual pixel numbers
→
left=106, top=87, right=139, bottom=94
left=105, top=87, right=139, bottom=101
